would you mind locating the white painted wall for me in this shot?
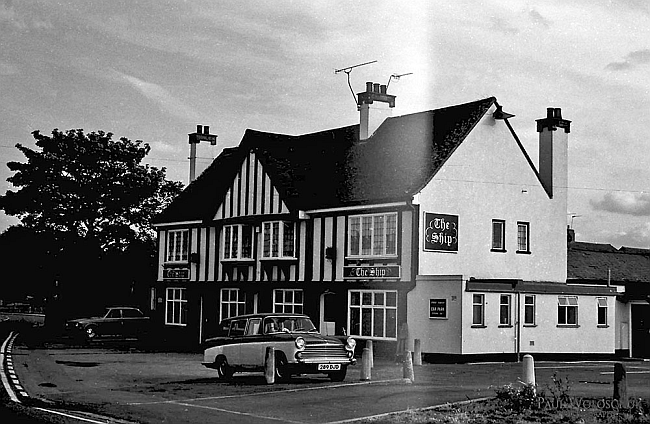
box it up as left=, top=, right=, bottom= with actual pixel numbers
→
left=461, top=291, right=517, bottom=354
left=416, top=106, right=567, bottom=283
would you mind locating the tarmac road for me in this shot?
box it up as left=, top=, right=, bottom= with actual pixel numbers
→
left=4, top=329, right=650, bottom=424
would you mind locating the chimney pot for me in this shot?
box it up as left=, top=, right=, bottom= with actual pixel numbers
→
left=380, top=84, right=387, bottom=94
left=373, top=83, right=380, bottom=93
left=554, top=108, right=562, bottom=119
left=366, top=82, right=373, bottom=92
left=204, top=125, right=210, bottom=134
left=546, top=108, right=554, bottom=119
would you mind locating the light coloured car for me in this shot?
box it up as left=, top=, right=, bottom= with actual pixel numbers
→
left=202, top=313, right=356, bottom=382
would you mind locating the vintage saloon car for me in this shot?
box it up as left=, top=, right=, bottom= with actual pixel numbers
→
left=202, top=313, right=356, bottom=381
left=66, top=306, right=150, bottom=341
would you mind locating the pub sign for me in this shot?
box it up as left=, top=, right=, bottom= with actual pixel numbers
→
left=424, top=212, right=458, bottom=252
left=429, top=298, right=448, bottom=319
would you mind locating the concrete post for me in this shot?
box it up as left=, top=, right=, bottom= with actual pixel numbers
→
left=265, top=347, right=275, bottom=385
left=360, top=347, right=371, bottom=381
left=413, top=339, right=422, bottom=366
left=402, top=351, right=414, bottom=383
left=613, top=363, right=627, bottom=403
left=367, top=340, right=374, bottom=369
left=522, top=354, right=535, bottom=387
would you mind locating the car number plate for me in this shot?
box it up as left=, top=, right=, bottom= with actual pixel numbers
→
left=318, top=364, right=341, bottom=371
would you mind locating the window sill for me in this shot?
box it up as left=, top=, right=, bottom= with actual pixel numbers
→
left=490, top=249, right=507, bottom=253
left=346, top=255, right=399, bottom=261
left=523, top=324, right=537, bottom=328
left=516, top=250, right=531, bottom=255
left=164, top=262, right=189, bottom=266
left=471, top=325, right=487, bottom=328
left=597, top=324, right=609, bottom=328
left=260, top=257, right=297, bottom=261
left=556, top=324, right=580, bottom=328
left=221, top=258, right=255, bottom=263
left=165, top=323, right=187, bottom=327
left=498, top=324, right=513, bottom=328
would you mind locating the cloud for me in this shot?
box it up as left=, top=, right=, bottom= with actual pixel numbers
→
left=604, top=222, right=650, bottom=249
left=590, top=192, right=650, bottom=216
left=606, top=48, right=650, bottom=71
left=109, top=70, right=200, bottom=122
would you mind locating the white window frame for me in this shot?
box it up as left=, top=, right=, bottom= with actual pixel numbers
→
left=273, top=289, right=303, bottom=314
left=220, top=288, right=246, bottom=321
left=597, top=297, right=608, bottom=326
left=524, top=295, right=536, bottom=326
left=262, top=221, right=296, bottom=259
left=165, top=287, right=187, bottom=326
left=223, top=224, right=254, bottom=260
left=499, top=294, right=512, bottom=326
left=491, top=220, right=505, bottom=251
left=166, top=230, right=189, bottom=263
left=558, top=296, right=579, bottom=325
left=472, top=294, right=485, bottom=326
left=348, top=290, right=398, bottom=340
left=517, top=222, right=530, bottom=253
left=347, top=213, right=398, bottom=258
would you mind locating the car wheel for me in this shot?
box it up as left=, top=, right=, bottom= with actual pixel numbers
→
left=275, top=355, right=289, bottom=382
left=216, top=357, right=233, bottom=381
left=85, top=326, right=97, bottom=340
left=329, top=366, right=347, bottom=382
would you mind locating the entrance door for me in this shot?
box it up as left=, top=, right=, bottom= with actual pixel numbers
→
left=631, top=304, right=650, bottom=358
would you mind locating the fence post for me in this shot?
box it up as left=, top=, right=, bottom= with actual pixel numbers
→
left=265, top=346, right=275, bottom=385
left=522, top=354, right=535, bottom=391
left=413, top=339, right=422, bottom=366
left=360, top=347, right=371, bottom=381
left=613, top=363, right=627, bottom=402
left=367, top=340, right=374, bottom=368
left=402, top=351, right=414, bottom=383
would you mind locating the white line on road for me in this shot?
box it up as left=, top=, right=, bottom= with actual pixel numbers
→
left=1, top=331, right=20, bottom=403
left=171, top=401, right=306, bottom=424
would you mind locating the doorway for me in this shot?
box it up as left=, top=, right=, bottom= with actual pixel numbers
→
left=631, top=304, right=650, bottom=358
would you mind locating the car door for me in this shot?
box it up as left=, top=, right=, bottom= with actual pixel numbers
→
left=121, top=308, right=144, bottom=337
left=103, top=309, right=123, bottom=336
left=221, top=319, right=247, bottom=367
left=239, top=318, right=264, bottom=367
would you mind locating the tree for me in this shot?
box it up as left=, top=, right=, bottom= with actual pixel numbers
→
left=1, top=129, right=183, bottom=251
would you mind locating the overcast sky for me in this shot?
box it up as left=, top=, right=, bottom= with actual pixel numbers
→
left=1, top=0, right=649, bottom=248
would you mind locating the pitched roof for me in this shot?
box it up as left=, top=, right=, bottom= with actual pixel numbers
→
left=567, top=241, right=650, bottom=284
left=154, top=97, right=496, bottom=224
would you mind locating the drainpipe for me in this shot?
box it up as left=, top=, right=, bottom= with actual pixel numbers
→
left=516, top=292, right=521, bottom=362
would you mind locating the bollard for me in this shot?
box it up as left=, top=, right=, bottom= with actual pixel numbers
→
left=360, top=347, right=371, bottom=381
left=413, top=339, right=422, bottom=366
left=264, top=346, right=275, bottom=385
left=367, top=340, right=374, bottom=369
left=613, top=363, right=627, bottom=402
left=522, top=354, right=536, bottom=389
left=402, top=351, right=414, bottom=383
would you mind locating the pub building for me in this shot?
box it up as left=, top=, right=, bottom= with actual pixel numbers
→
left=152, top=83, right=619, bottom=360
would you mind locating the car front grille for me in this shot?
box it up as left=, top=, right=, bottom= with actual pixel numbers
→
left=299, top=342, right=351, bottom=363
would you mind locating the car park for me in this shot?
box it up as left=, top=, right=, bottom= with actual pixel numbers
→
left=202, top=313, right=356, bottom=382
left=66, top=306, right=150, bottom=341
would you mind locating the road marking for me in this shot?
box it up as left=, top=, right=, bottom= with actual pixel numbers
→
left=127, top=378, right=403, bottom=405
left=1, top=331, right=20, bottom=403
left=601, top=371, right=650, bottom=375
left=171, top=401, right=305, bottom=424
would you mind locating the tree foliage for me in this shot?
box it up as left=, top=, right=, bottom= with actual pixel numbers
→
left=1, top=129, right=183, bottom=251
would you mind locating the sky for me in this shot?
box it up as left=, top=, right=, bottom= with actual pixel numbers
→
left=1, top=0, right=649, bottom=248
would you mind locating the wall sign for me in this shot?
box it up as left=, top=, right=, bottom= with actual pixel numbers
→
left=343, top=265, right=401, bottom=280
left=429, top=298, right=448, bottom=319
left=163, top=268, right=190, bottom=280
left=424, top=212, right=458, bottom=252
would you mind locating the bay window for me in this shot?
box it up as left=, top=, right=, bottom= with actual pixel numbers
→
left=263, top=221, right=295, bottom=258
left=348, top=213, right=397, bottom=257
left=166, top=230, right=189, bottom=262
left=223, top=224, right=253, bottom=260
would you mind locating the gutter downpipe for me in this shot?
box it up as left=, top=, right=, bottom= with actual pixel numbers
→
left=516, top=291, right=521, bottom=362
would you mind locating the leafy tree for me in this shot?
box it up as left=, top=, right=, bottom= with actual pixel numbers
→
left=1, top=129, right=183, bottom=251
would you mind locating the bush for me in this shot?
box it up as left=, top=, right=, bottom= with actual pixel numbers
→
left=494, top=382, right=539, bottom=412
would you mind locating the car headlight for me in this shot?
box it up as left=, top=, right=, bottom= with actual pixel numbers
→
left=295, top=337, right=306, bottom=350
left=346, top=337, right=356, bottom=351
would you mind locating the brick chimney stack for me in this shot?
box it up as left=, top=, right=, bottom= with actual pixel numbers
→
left=357, top=82, right=396, bottom=140
left=536, top=108, right=571, bottom=200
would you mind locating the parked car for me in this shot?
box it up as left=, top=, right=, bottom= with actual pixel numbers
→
left=202, top=313, right=356, bottom=382
left=66, top=307, right=150, bottom=341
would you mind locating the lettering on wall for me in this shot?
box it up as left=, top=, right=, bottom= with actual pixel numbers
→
left=429, top=298, right=448, bottom=319
left=343, top=265, right=401, bottom=280
left=424, top=212, right=458, bottom=252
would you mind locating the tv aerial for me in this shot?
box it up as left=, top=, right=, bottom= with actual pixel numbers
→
left=335, top=60, right=377, bottom=106
left=387, top=72, right=413, bottom=89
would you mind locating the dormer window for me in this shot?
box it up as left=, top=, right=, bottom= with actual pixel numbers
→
left=223, top=224, right=253, bottom=260
left=166, top=230, right=189, bottom=263
left=348, top=213, right=397, bottom=258
left=262, top=221, right=295, bottom=259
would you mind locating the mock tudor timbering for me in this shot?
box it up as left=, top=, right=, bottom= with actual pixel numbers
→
left=152, top=92, right=630, bottom=360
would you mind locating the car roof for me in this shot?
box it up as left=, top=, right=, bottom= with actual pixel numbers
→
left=220, top=313, right=309, bottom=322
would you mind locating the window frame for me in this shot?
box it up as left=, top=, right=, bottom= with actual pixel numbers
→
left=165, top=287, right=187, bottom=326
left=262, top=221, right=296, bottom=259
left=347, top=212, right=398, bottom=258
left=166, top=229, right=189, bottom=263
left=499, top=294, right=512, bottom=326
left=273, top=289, right=303, bottom=314
left=557, top=296, right=579, bottom=326
left=516, top=222, right=530, bottom=253
left=220, top=288, right=246, bottom=321
left=524, top=295, right=536, bottom=326
left=472, top=294, right=485, bottom=327
left=348, top=290, right=398, bottom=340
left=491, top=220, right=506, bottom=252
left=597, top=297, right=608, bottom=327
left=222, top=224, right=254, bottom=261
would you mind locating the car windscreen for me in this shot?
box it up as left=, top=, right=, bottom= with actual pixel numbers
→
left=263, top=316, right=317, bottom=334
